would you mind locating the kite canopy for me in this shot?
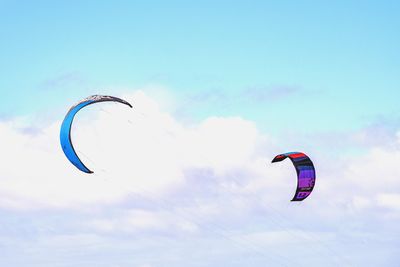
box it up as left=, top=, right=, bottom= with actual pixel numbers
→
left=60, top=95, right=132, bottom=174
left=272, top=152, right=316, bottom=201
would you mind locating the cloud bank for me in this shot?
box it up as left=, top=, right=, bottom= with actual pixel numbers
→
left=0, top=90, right=399, bottom=266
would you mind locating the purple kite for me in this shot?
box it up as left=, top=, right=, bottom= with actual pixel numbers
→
left=272, top=152, right=316, bottom=201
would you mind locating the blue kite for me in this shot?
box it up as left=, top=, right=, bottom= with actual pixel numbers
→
left=60, top=95, right=132, bottom=173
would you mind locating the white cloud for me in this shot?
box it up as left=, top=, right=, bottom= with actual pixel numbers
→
left=377, top=193, right=400, bottom=210
left=0, top=91, right=270, bottom=210
left=2, top=90, right=399, bottom=217
left=88, top=209, right=199, bottom=234
left=345, top=147, right=400, bottom=191
left=1, top=90, right=400, bottom=219
left=1, top=90, right=400, bottom=266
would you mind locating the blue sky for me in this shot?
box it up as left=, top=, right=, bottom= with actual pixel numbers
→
left=1, top=0, right=399, bottom=130
left=1, top=1, right=400, bottom=266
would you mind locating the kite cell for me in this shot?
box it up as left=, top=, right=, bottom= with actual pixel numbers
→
left=272, top=152, right=315, bottom=201
left=60, top=95, right=132, bottom=174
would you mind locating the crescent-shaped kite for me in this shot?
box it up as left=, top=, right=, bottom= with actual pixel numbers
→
left=60, top=95, right=132, bottom=174
left=272, top=152, right=316, bottom=201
